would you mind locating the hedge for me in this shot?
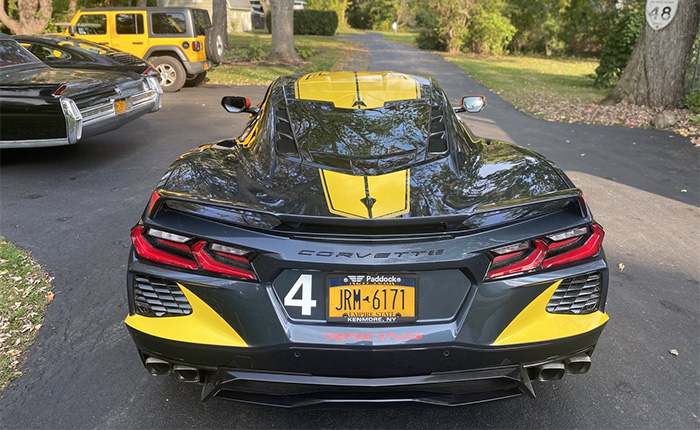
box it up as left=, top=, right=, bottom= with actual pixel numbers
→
left=266, top=10, right=338, bottom=36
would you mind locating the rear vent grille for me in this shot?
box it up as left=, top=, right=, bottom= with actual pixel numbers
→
left=133, top=276, right=192, bottom=317
left=547, top=273, right=601, bottom=315
left=274, top=107, right=297, bottom=155
left=428, top=106, right=448, bottom=154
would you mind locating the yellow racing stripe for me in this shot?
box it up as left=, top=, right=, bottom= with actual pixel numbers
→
left=125, top=284, right=247, bottom=347
left=319, top=169, right=410, bottom=219
left=493, top=280, right=609, bottom=346
left=295, top=71, right=421, bottom=109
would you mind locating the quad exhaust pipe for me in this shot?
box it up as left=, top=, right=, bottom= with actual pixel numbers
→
left=145, top=357, right=171, bottom=376
left=173, top=365, right=201, bottom=383
left=144, top=357, right=201, bottom=382
left=532, top=353, right=592, bottom=381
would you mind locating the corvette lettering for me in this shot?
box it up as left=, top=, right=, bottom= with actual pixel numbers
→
left=322, top=332, right=423, bottom=342
left=299, top=249, right=444, bottom=258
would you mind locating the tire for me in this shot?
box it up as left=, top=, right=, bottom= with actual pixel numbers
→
left=205, top=27, right=225, bottom=65
left=184, top=71, right=207, bottom=88
left=150, top=56, right=186, bottom=93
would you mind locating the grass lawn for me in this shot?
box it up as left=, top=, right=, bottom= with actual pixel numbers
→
left=442, top=53, right=607, bottom=111
left=208, top=32, right=363, bottom=86
left=380, top=30, right=418, bottom=47
left=0, top=239, right=53, bottom=390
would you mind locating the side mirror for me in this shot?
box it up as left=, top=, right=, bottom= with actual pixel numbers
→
left=454, top=95, right=486, bottom=113
left=68, top=25, right=76, bottom=36
left=221, top=96, right=259, bottom=114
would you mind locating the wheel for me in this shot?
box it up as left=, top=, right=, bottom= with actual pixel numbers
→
left=205, top=28, right=225, bottom=65
left=184, top=71, right=207, bottom=87
left=150, top=56, right=186, bottom=93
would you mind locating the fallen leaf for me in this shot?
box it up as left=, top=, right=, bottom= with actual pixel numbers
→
left=618, top=263, right=625, bottom=272
left=680, top=189, right=687, bottom=193
left=47, top=292, right=54, bottom=302
left=669, top=349, right=679, bottom=356
left=580, top=153, right=585, bottom=157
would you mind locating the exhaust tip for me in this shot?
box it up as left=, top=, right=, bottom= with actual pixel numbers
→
left=145, top=357, right=171, bottom=376
left=173, top=365, right=201, bottom=382
left=565, top=354, right=592, bottom=374
left=536, top=362, right=566, bottom=381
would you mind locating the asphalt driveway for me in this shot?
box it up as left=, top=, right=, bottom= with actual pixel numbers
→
left=0, top=33, right=698, bottom=429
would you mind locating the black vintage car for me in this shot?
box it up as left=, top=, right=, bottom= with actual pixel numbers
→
left=0, top=34, right=162, bottom=148
left=13, top=34, right=158, bottom=78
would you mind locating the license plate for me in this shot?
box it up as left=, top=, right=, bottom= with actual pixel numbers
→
left=327, top=274, right=416, bottom=323
left=114, top=99, right=127, bottom=114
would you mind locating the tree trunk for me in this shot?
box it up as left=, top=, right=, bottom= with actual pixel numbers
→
left=0, top=0, right=52, bottom=34
left=136, top=0, right=147, bottom=7
left=213, top=0, right=228, bottom=48
left=604, top=0, right=700, bottom=108
left=267, top=0, right=300, bottom=64
left=68, top=0, right=78, bottom=17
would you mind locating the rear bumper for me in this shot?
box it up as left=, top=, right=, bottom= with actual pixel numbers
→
left=183, top=60, right=213, bottom=75
left=127, top=325, right=604, bottom=407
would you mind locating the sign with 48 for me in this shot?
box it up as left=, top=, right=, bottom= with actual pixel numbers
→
left=646, top=0, right=678, bottom=31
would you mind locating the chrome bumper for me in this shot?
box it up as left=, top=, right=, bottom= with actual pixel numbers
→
left=1, top=77, right=162, bottom=149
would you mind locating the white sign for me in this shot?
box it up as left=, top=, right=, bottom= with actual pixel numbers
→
left=646, top=0, right=679, bottom=31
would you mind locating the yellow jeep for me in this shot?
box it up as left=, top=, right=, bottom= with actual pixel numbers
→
left=67, top=7, right=225, bottom=92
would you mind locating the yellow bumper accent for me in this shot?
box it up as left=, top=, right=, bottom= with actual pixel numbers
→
left=493, top=280, right=609, bottom=346
left=319, top=169, right=410, bottom=219
left=295, top=72, right=421, bottom=109
left=125, top=284, right=247, bottom=347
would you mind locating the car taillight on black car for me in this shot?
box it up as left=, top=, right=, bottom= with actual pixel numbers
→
left=130, top=226, right=257, bottom=280
left=486, top=224, right=604, bottom=280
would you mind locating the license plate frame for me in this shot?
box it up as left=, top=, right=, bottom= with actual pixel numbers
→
left=114, top=98, right=127, bottom=114
left=326, top=274, right=417, bottom=324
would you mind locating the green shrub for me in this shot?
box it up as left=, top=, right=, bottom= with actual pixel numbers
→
left=594, top=3, right=644, bottom=88
left=685, top=91, right=700, bottom=114
left=266, top=10, right=338, bottom=36
left=245, top=35, right=266, bottom=61
left=416, top=27, right=447, bottom=51
left=462, top=9, right=515, bottom=55
left=295, top=43, right=316, bottom=59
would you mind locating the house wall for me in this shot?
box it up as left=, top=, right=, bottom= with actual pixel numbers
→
left=160, top=0, right=252, bottom=32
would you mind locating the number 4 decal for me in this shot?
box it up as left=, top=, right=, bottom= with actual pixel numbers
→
left=284, top=274, right=317, bottom=315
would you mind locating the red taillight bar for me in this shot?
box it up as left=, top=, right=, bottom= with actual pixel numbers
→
left=130, top=226, right=198, bottom=270
left=542, top=224, right=604, bottom=269
left=487, top=240, right=547, bottom=279
left=486, top=224, right=605, bottom=280
left=191, top=241, right=256, bottom=280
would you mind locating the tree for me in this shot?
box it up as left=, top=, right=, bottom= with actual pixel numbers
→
left=212, top=0, right=228, bottom=49
left=604, top=0, right=700, bottom=108
left=0, top=0, right=52, bottom=34
left=268, top=0, right=300, bottom=63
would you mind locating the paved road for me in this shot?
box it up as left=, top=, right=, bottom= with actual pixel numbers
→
left=1, top=33, right=698, bottom=429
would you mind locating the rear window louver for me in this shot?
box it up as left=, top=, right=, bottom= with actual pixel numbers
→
left=428, top=105, right=448, bottom=155
left=274, top=106, right=297, bottom=155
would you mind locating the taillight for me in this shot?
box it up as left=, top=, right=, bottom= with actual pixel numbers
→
left=192, top=41, right=202, bottom=52
left=52, top=84, right=68, bottom=97
left=130, top=226, right=257, bottom=280
left=486, top=225, right=604, bottom=280
left=142, top=66, right=155, bottom=76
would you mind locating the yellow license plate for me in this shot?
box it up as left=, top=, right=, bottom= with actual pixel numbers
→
left=327, top=275, right=416, bottom=323
left=114, top=99, right=127, bottom=114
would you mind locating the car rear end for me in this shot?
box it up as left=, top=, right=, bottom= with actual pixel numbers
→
left=125, top=188, right=608, bottom=407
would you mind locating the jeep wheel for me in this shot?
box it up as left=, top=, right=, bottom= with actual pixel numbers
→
left=184, top=71, right=207, bottom=87
left=205, top=28, right=225, bottom=65
left=151, top=56, right=186, bottom=93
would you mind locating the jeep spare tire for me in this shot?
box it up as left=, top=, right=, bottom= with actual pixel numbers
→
left=205, top=27, right=225, bottom=65
left=150, top=56, right=186, bottom=93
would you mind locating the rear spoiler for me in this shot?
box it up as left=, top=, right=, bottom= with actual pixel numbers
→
left=145, top=188, right=589, bottom=234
